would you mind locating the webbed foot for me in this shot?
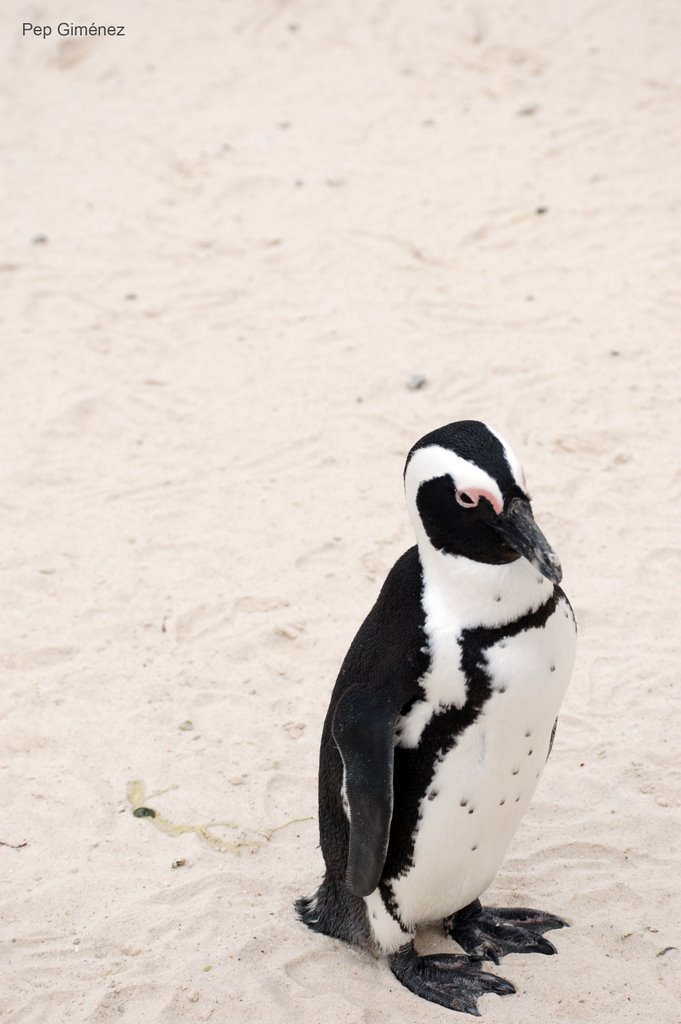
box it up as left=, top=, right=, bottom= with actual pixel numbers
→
left=444, top=898, right=568, bottom=964
left=388, top=941, right=515, bottom=1015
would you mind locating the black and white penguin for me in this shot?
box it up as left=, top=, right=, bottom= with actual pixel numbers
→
left=296, top=420, right=577, bottom=1015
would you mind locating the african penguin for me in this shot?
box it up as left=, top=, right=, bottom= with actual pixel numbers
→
left=296, top=420, right=577, bottom=1015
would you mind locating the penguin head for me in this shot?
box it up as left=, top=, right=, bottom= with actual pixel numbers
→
left=404, top=420, right=562, bottom=583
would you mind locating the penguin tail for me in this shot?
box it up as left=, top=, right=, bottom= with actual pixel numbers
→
left=294, top=891, right=322, bottom=929
left=294, top=872, right=369, bottom=949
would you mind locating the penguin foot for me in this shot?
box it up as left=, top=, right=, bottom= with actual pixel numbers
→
left=444, top=898, right=568, bottom=964
left=388, top=941, right=515, bottom=1015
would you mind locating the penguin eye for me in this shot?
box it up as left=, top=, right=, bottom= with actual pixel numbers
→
left=456, top=491, right=478, bottom=508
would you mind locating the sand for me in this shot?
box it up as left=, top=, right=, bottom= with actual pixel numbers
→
left=1, top=1, right=680, bottom=1021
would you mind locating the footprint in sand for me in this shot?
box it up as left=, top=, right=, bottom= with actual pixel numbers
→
left=1, top=646, right=76, bottom=670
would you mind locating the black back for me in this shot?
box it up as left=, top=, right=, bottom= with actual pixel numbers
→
left=317, top=547, right=428, bottom=895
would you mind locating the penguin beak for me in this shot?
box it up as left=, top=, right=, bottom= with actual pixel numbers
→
left=493, top=497, right=562, bottom=584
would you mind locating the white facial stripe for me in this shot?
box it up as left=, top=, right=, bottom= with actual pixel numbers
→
left=404, top=446, right=504, bottom=521
left=485, top=425, right=527, bottom=492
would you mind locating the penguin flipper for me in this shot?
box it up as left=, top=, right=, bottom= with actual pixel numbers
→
left=332, top=684, right=400, bottom=898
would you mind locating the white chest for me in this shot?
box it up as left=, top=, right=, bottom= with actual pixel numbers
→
left=390, top=594, right=576, bottom=927
left=397, top=555, right=557, bottom=747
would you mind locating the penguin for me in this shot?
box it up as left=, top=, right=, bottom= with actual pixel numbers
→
left=296, top=420, right=577, bottom=1015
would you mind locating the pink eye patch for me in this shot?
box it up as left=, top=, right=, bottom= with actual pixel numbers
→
left=455, top=487, right=503, bottom=515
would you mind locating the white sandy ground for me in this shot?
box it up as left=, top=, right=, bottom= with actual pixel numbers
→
left=1, top=1, right=680, bottom=1021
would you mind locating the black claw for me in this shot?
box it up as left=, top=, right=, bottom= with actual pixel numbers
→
left=389, top=942, right=515, bottom=1013
left=444, top=901, right=567, bottom=962
left=491, top=906, right=568, bottom=931
left=534, top=936, right=558, bottom=956
left=476, top=972, right=516, bottom=995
